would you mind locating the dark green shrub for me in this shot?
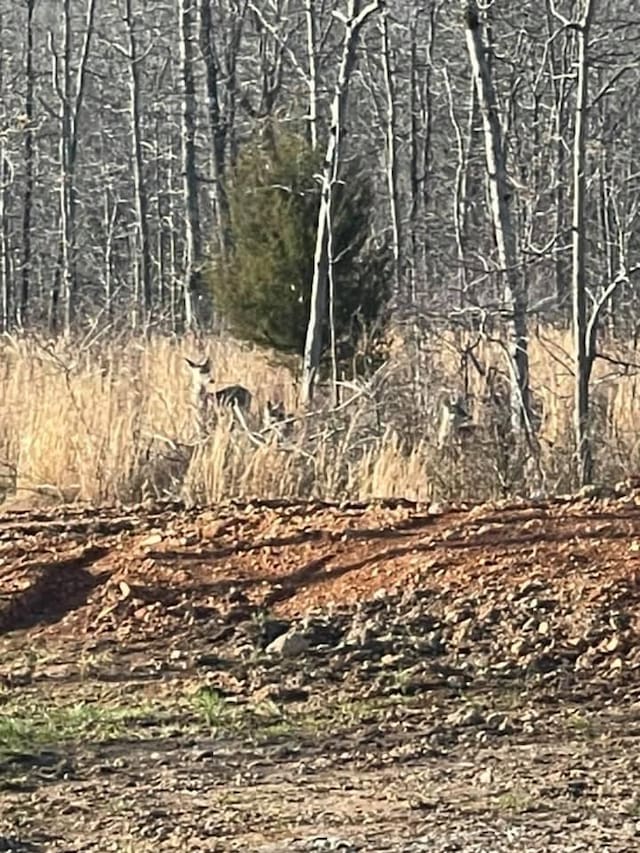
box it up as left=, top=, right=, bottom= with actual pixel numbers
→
left=207, top=132, right=390, bottom=370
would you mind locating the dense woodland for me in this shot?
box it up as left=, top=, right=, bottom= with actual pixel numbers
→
left=1, top=1, right=640, bottom=494
left=0, top=0, right=637, bottom=328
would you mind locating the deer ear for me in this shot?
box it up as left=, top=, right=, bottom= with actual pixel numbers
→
left=202, top=357, right=211, bottom=372
left=184, top=357, right=197, bottom=368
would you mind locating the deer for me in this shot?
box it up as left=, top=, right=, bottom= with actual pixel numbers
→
left=262, top=399, right=294, bottom=441
left=436, top=390, right=477, bottom=450
left=185, top=356, right=252, bottom=433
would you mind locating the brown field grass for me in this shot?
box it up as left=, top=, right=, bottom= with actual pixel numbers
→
left=1, top=327, right=639, bottom=508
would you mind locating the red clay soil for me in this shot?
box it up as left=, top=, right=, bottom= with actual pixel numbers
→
left=2, top=493, right=640, bottom=646
left=5, top=495, right=640, bottom=853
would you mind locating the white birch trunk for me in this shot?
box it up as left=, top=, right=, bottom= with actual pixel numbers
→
left=301, top=0, right=383, bottom=406
left=123, top=0, right=152, bottom=328
left=462, top=0, right=530, bottom=430
left=380, top=11, right=401, bottom=294
left=178, top=0, right=202, bottom=330
left=19, top=0, right=36, bottom=327
left=571, top=0, right=597, bottom=486
left=304, top=0, right=318, bottom=150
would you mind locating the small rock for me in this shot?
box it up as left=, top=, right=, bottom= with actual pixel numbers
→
left=444, top=606, right=473, bottom=625
left=528, top=653, right=559, bottom=674
left=307, top=836, right=355, bottom=851
left=266, top=629, right=309, bottom=658
left=485, top=711, right=511, bottom=733
left=259, top=618, right=292, bottom=646
left=118, top=580, right=132, bottom=599
left=453, top=619, right=473, bottom=642
left=566, top=777, right=588, bottom=797
left=252, top=685, right=309, bottom=703
left=344, top=620, right=374, bottom=647
left=380, top=653, right=403, bottom=667
left=511, top=638, right=529, bottom=657
left=599, top=634, right=624, bottom=654
left=448, top=704, right=484, bottom=727
left=476, top=766, right=494, bottom=786
left=424, top=629, right=445, bottom=654
left=478, top=605, right=501, bottom=624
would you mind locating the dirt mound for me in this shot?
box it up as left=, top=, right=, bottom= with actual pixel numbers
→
left=4, top=495, right=640, bottom=852
left=2, top=494, right=640, bottom=680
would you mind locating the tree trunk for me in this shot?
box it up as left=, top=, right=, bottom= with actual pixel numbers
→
left=301, top=0, right=383, bottom=405
left=462, top=0, right=530, bottom=430
left=442, top=66, right=474, bottom=306
left=380, top=11, right=401, bottom=294
left=167, top=145, right=179, bottom=331
left=545, top=0, right=572, bottom=314
left=19, top=0, right=35, bottom=328
left=103, top=185, right=117, bottom=325
left=0, top=146, right=11, bottom=332
left=124, top=0, right=152, bottom=328
left=58, top=0, right=74, bottom=337
left=572, top=0, right=597, bottom=486
left=304, top=0, right=318, bottom=150
left=199, top=0, right=230, bottom=258
left=49, top=0, right=97, bottom=336
left=178, top=0, right=202, bottom=330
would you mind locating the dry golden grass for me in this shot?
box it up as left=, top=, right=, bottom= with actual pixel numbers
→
left=1, top=327, right=639, bottom=508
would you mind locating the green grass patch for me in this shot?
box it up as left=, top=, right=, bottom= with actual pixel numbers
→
left=494, top=787, right=538, bottom=814
left=0, top=677, right=416, bottom=770
left=0, top=697, right=160, bottom=758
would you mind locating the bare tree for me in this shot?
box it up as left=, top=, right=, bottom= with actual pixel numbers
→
left=48, top=0, right=98, bottom=335
left=0, top=147, right=11, bottom=332
left=304, top=0, right=319, bottom=150
left=545, top=0, right=573, bottom=312
left=199, top=0, right=244, bottom=258
left=19, top=0, right=36, bottom=327
left=301, top=0, right=383, bottom=405
left=178, top=0, right=202, bottom=329
left=407, top=4, right=437, bottom=300
left=461, top=0, right=530, bottom=429
left=379, top=9, right=401, bottom=293
left=120, top=0, right=152, bottom=328
left=566, top=0, right=597, bottom=486
left=0, top=11, right=11, bottom=331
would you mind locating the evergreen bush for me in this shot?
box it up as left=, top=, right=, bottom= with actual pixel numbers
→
left=208, top=132, right=391, bottom=372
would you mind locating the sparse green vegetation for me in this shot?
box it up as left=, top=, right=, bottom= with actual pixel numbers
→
left=565, top=710, right=598, bottom=737
left=190, top=686, right=235, bottom=730
left=0, top=698, right=157, bottom=758
left=494, top=789, right=536, bottom=813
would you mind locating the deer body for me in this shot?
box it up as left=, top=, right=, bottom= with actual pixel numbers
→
left=212, top=383, right=252, bottom=410
left=436, top=392, right=476, bottom=450
left=185, top=357, right=252, bottom=432
left=262, top=399, right=294, bottom=440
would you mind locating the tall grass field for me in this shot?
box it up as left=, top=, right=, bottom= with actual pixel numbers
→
left=1, top=328, right=639, bottom=508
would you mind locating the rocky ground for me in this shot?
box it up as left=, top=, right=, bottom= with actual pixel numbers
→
left=2, top=495, right=640, bottom=851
